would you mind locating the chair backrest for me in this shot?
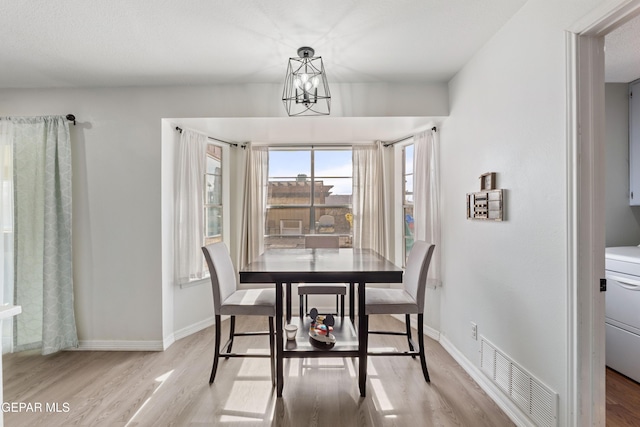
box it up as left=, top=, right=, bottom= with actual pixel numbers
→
left=305, top=235, right=339, bottom=249
left=202, top=242, right=238, bottom=312
left=403, top=241, right=436, bottom=312
left=318, top=215, right=335, bottom=226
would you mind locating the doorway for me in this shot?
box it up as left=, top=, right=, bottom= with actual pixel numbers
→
left=570, top=1, right=640, bottom=425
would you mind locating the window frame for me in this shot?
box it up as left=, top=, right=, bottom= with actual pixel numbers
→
left=266, top=146, right=353, bottom=248
left=402, top=143, right=415, bottom=265
left=393, top=139, right=415, bottom=267
left=204, top=143, right=223, bottom=247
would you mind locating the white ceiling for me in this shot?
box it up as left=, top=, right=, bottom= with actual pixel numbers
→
left=6, top=1, right=639, bottom=142
left=1, top=0, right=528, bottom=89
left=606, top=12, right=640, bottom=83
left=2, top=1, right=639, bottom=87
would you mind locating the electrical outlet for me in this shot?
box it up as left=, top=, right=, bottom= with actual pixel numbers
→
left=471, top=322, right=477, bottom=340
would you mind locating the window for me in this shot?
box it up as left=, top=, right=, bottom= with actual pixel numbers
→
left=174, top=128, right=228, bottom=284
left=204, top=143, right=223, bottom=247
left=202, top=143, right=224, bottom=277
left=402, top=143, right=414, bottom=264
left=265, top=148, right=353, bottom=249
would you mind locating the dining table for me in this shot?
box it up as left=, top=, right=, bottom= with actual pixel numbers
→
left=239, top=247, right=403, bottom=397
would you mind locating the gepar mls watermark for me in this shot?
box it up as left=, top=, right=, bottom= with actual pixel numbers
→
left=2, top=402, right=70, bottom=413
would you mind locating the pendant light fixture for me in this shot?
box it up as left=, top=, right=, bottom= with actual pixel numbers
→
left=282, top=47, right=331, bottom=116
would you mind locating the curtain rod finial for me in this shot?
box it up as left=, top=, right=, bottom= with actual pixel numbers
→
left=66, top=114, right=76, bottom=126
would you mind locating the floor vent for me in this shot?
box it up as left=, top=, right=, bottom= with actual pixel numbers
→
left=480, top=336, right=558, bottom=427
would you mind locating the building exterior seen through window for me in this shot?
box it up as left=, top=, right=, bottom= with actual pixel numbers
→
left=403, top=144, right=414, bottom=265
left=266, top=148, right=353, bottom=249
left=204, top=143, right=223, bottom=247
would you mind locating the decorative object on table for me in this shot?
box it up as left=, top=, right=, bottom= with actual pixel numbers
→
left=285, top=324, right=298, bottom=341
left=308, top=308, right=336, bottom=348
left=467, top=172, right=504, bottom=221
left=282, top=46, right=331, bottom=117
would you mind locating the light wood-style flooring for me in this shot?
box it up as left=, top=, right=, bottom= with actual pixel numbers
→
left=606, top=367, right=640, bottom=427
left=3, top=316, right=514, bottom=426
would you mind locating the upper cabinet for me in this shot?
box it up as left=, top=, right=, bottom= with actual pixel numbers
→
left=630, top=80, right=640, bottom=205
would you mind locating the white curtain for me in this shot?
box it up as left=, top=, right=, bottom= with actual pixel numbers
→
left=0, top=120, right=14, bottom=353
left=413, top=129, right=441, bottom=287
left=6, top=116, right=78, bottom=355
left=240, top=144, right=268, bottom=267
left=352, top=141, right=389, bottom=257
left=175, top=129, right=207, bottom=283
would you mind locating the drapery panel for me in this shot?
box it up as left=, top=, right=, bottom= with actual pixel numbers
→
left=352, top=141, right=389, bottom=257
left=0, top=121, right=14, bottom=353
left=8, top=116, right=78, bottom=355
left=240, top=144, right=268, bottom=267
left=175, top=129, right=207, bottom=284
left=413, top=129, right=441, bottom=288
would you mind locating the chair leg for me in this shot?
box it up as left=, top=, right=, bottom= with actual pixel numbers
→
left=417, top=313, right=430, bottom=383
left=225, top=315, right=236, bottom=359
left=299, top=295, right=304, bottom=318
left=405, top=314, right=416, bottom=359
left=268, top=316, right=276, bottom=388
left=210, top=315, right=222, bottom=384
left=340, top=295, right=345, bottom=319
left=336, top=295, right=339, bottom=316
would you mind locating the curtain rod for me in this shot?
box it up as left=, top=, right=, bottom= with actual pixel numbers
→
left=66, top=114, right=76, bottom=125
left=175, top=126, right=245, bottom=148
left=382, top=126, right=437, bottom=147
left=0, top=114, right=78, bottom=125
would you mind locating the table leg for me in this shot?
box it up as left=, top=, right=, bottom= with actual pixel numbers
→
left=286, top=282, right=292, bottom=323
left=276, top=281, right=284, bottom=397
left=349, top=282, right=355, bottom=324
left=358, top=281, right=367, bottom=397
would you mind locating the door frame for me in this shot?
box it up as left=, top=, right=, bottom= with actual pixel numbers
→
left=568, top=1, right=640, bottom=425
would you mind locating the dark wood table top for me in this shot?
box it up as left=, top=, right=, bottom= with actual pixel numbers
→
left=239, top=248, right=403, bottom=284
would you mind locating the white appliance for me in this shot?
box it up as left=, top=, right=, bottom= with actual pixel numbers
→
left=605, top=246, right=640, bottom=383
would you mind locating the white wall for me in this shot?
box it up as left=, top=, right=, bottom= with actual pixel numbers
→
left=440, top=0, right=602, bottom=425
left=605, top=83, right=640, bottom=246
left=0, top=82, right=447, bottom=348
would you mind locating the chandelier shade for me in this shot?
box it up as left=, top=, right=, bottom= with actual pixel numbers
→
left=282, top=47, right=331, bottom=116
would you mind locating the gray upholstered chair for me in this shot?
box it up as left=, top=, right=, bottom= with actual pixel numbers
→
left=364, top=240, right=435, bottom=382
left=298, top=235, right=348, bottom=318
left=202, top=242, right=276, bottom=386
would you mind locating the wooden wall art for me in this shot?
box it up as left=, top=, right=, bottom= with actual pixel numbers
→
left=467, top=172, right=504, bottom=221
left=480, top=172, right=496, bottom=190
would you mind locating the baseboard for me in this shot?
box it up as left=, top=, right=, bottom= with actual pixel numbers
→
left=439, top=335, right=536, bottom=427
left=163, top=334, right=175, bottom=351
left=2, top=336, right=12, bottom=354
left=173, top=316, right=215, bottom=341
left=390, top=314, right=441, bottom=341
left=422, top=323, right=440, bottom=341
left=74, top=340, right=165, bottom=351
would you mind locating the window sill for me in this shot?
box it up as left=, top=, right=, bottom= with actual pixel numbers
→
left=179, top=275, right=210, bottom=289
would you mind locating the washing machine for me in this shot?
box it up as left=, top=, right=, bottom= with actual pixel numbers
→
left=605, top=246, right=640, bottom=383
